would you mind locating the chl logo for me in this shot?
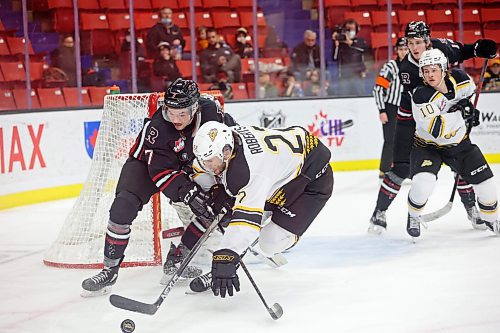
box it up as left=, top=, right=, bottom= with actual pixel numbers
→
left=173, top=137, right=185, bottom=152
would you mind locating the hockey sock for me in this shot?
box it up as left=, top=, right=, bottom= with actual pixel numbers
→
left=376, top=171, right=404, bottom=211
left=103, top=220, right=130, bottom=268
left=457, top=176, right=476, bottom=208
left=181, top=218, right=209, bottom=250
left=408, top=172, right=436, bottom=217
left=473, top=178, right=498, bottom=223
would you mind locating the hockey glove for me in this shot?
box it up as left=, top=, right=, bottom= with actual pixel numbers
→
left=473, top=39, right=497, bottom=59
left=178, top=182, right=215, bottom=221
left=209, top=184, right=235, bottom=215
left=211, top=249, right=240, bottom=298
left=449, top=98, right=480, bottom=127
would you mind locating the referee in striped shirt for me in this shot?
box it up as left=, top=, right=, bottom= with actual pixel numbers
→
left=372, top=37, right=408, bottom=178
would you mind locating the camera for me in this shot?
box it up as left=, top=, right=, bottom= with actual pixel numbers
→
left=333, top=25, right=348, bottom=42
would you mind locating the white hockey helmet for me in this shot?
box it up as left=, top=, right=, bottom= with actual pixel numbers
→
left=193, top=121, right=234, bottom=170
left=418, top=48, right=449, bottom=78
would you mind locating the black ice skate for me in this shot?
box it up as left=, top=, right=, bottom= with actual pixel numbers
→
left=188, top=272, right=212, bottom=293
left=407, top=214, right=421, bottom=238
left=368, top=210, right=387, bottom=235
left=81, top=265, right=119, bottom=297
left=484, top=220, right=500, bottom=236
left=160, top=242, right=202, bottom=285
left=465, top=205, right=487, bottom=230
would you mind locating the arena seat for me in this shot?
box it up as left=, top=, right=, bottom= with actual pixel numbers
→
left=63, top=87, right=92, bottom=107
left=426, top=9, right=455, bottom=31
left=351, top=0, right=379, bottom=11
left=430, top=0, right=459, bottom=9
left=202, top=0, right=229, bottom=8
left=6, top=37, right=35, bottom=56
left=481, top=8, right=500, bottom=30
left=125, top=0, right=152, bottom=10
left=88, top=86, right=110, bottom=106
left=177, top=0, right=203, bottom=9
left=402, top=0, right=432, bottom=9
left=377, top=0, right=405, bottom=10
left=107, top=12, right=132, bottom=31
left=453, top=8, right=482, bottom=30
left=134, top=12, right=158, bottom=30
left=13, top=89, right=41, bottom=109
left=232, top=83, right=249, bottom=100
left=239, top=10, right=267, bottom=28
left=397, top=10, right=426, bottom=28
left=0, top=62, right=26, bottom=82
left=98, top=0, right=126, bottom=10
left=47, top=0, right=72, bottom=9
left=211, top=11, right=241, bottom=30
left=0, top=90, right=16, bottom=110
left=455, top=29, right=482, bottom=44
left=186, top=12, right=214, bottom=29
left=371, top=10, right=399, bottom=32
left=151, top=0, right=179, bottom=10
left=37, top=87, right=66, bottom=108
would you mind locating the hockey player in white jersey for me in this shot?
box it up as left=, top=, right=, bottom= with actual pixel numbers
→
left=191, top=121, right=334, bottom=297
left=407, top=48, right=499, bottom=238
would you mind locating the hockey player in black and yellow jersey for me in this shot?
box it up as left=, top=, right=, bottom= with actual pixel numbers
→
left=191, top=121, right=333, bottom=297
left=406, top=49, right=499, bottom=238
left=368, top=21, right=498, bottom=234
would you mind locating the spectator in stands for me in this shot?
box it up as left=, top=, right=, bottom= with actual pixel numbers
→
left=331, top=19, right=368, bottom=96
left=197, top=26, right=209, bottom=53
left=282, top=73, right=304, bottom=97
left=264, top=25, right=288, bottom=57
left=120, top=32, right=150, bottom=92
left=153, top=42, right=182, bottom=88
left=232, top=27, right=253, bottom=59
left=209, top=70, right=234, bottom=100
left=200, top=28, right=242, bottom=83
left=50, top=34, right=76, bottom=86
left=290, top=30, right=320, bottom=80
left=258, top=71, right=280, bottom=99
left=303, top=69, right=332, bottom=96
left=484, top=58, right=499, bottom=91
left=146, top=7, right=185, bottom=58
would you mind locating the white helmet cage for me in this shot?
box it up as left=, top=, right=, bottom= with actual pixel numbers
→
left=419, top=48, right=449, bottom=79
left=193, top=121, right=234, bottom=172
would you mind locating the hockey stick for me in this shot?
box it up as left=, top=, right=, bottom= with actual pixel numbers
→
left=109, top=215, right=221, bottom=315
left=421, top=59, right=489, bottom=223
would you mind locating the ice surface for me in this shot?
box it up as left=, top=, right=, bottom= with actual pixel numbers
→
left=1, top=166, right=499, bottom=333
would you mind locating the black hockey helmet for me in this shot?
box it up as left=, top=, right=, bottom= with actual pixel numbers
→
left=395, top=37, right=406, bottom=48
left=405, top=21, right=430, bottom=40
left=164, top=78, right=200, bottom=109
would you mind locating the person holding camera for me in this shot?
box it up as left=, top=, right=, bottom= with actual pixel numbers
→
left=332, top=19, right=368, bottom=96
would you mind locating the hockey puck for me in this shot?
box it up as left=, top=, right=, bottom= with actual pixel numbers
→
left=120, top=319, right=135, bottom=333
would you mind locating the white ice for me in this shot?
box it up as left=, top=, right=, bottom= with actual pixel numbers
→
left=1, top=166, right=500, bottom=333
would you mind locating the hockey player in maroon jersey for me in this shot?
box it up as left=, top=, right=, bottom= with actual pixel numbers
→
left=81, top=78, right=235, bottom=296
left=368, top=21, right=497, bottom=234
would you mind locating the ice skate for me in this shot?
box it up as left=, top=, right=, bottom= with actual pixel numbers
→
left=160, top=242, right=202, bottom=285
left=484, top=220, right=500, bottom=236
left=188, top=271, right=212, bottom=294
left=368, top=209, right=387, bottom=235
left=407, top=214, right=421, bottom=238
left=81, top=265, right=119, bottom=297
left=465, top=205, right=487, bottom=230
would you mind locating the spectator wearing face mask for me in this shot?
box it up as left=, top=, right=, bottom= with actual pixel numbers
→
left=146, top=7, right=185, bottom=57
left=232, top=27, right=253, bottom=58
left=291, top=30, right=321, bottom=80
left=331, top=18, right=368, bottom=96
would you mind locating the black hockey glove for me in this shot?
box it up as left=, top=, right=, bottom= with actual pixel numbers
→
left=211, top=249, right=240, bottom=298
left=178, top=182, right=215, bottom=221
left=474, top=39, right=497, bottom=59
left=209, top=184, right=235, bottom=215
left=449, top=98, right=480, bottom=127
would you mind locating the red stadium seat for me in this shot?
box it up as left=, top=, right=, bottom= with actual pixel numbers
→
left=239, top=10, right=267, bottom=28
left=0, top=37, right=10, bottom=57
left=247, top=81, right=255, bottom=98
left=483, top=29, right=499, bottom=41
left=183, top=35, right=192, bottom=52
left=426, top=9, right=455, bottom=31
left=88, top=86, right=110, bottom=106
left=455, top=29, right=482, bottom=44
left=344, top=11, right=372, bottom=26
left=198, top=83, right=212, bottom=91
left=125, top=0, right=152, bottom=10
left=80, top=13, right=109, bottom=30
left=0, top=62, right=26, bottom=82
left=431, top=0, right=459, bottom=9
left=377, top=0, right=405, bottom=10
left=176, top=60, right=200, bottom=79
left=63, top=87, right=92, bottom=107
left=134, top=12, right=159, bottom=30
left=98, top=0, right=126, bottom=10
left=202, top=0, right=229, bottom=8
left=177, top=0, right=202, bottom=9
left=187, top=12, right=214, bottom=29
left=12, top=89, right=41, bottom=109
left=453, top=8, right=481, bottom=30
left=151, top=0, right=179, bottom=10
left=47, top=0, right=72, bottom=9
left=229, top=0, right=253, bottom=8
left=431, top=30, right=455, bottom=39
left=325, top=0, right=351, bottom=26
left=107, top=12, right=132, bottom=31
left=28, top=62, right=46, bottom=82
left=37, top=88, right=66, bottom=108
left=461, top=0, right=484, bottom=7
left=232, top=83, right=249, bottom=100
left=371, top=10, right=399, bottom=32
left=0, top=90, right=16, bottom=110
left=53, top=9, right=75, bottom=33
left=173, top=12, right=188, bottom=29
left=481, top=8, right=500, bottom=30
left=371, top=32, right=398, bottom=63
left=397, top=10, right=427, bottom=28
left=6, top=37, right=35, bottom=55
left=78, top=0, right=100, bottom=10
left=402, top=0, right=432, bottom=9
left=351, top=0, right=379, bottom=11
left=211, top=11, right=241, bottom=29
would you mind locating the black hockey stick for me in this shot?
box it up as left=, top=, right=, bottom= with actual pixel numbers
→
left=109, top=215, right=221, bottom=315
left=421, top=59, right=489, bottom=223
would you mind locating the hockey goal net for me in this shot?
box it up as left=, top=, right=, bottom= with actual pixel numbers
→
left=43, top=90, right=223, bottom=269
